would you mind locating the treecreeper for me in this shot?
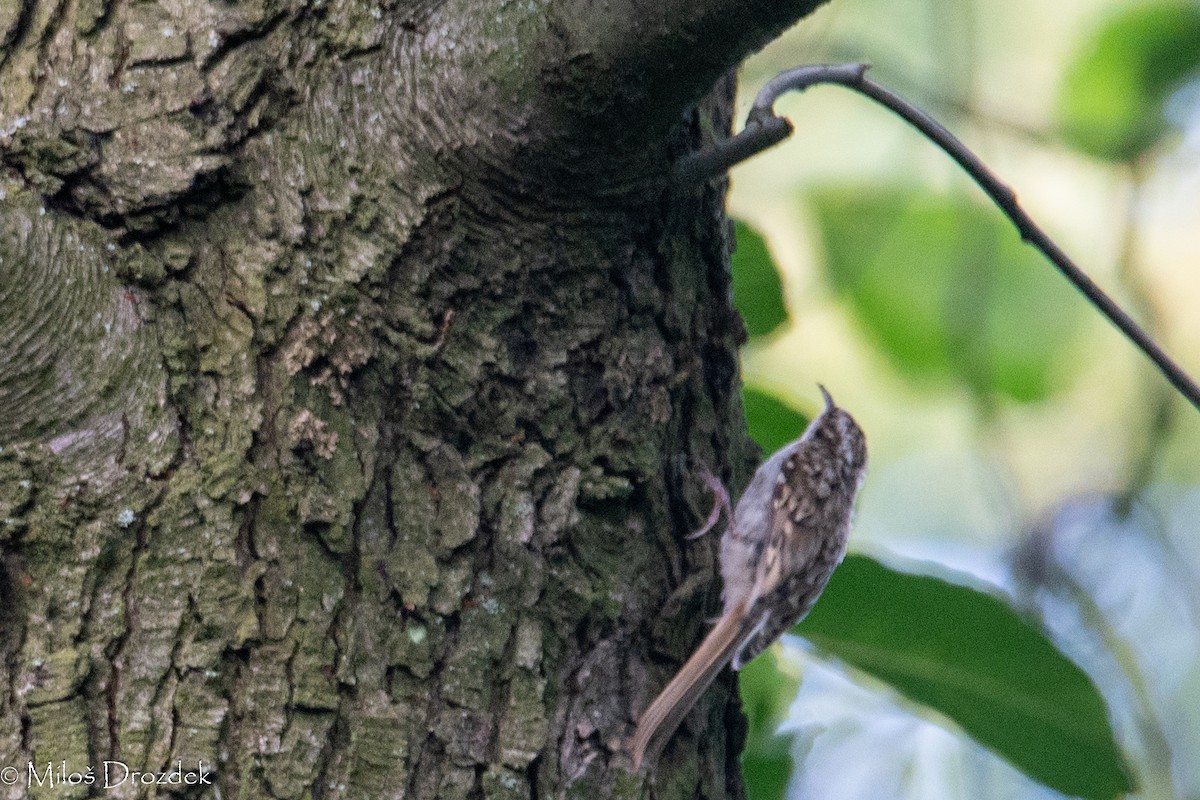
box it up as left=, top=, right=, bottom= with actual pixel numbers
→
left=631, top=386, right=868, bottom=769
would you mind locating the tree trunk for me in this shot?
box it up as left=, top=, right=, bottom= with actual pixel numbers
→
left=0, top=0, right=825, bottom=797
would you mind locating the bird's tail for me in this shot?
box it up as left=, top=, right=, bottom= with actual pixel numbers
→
left=630, top=599, right=748, bottom=770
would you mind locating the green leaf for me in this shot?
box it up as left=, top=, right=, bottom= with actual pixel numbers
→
left=742, top=386, right=809, bottom=455
left=796, top=554, right=1133, bottom=800
left=740, top=745, right=792, bottom=800
left=1059, top=2, right=1200, bottom=162
left=739, top=650, right=800, bottom=746
left=739, top=653, right=799, bottom=800
left=732, top=220, right=788, bottom=340
left=811, top=187, right=1084, bottom=402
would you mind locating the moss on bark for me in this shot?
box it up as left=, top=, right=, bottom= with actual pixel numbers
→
left=0, top=0, right=829, bottom=797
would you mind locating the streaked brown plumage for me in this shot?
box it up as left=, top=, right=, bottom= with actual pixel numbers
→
left=631, top=386, right=867, bottom=769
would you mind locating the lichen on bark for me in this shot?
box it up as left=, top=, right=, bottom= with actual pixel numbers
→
left=0, top=0, right=829, bottom=797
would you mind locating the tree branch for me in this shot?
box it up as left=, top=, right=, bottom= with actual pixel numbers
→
left=677, top=63, right=1200, bottom=412
left=544, top=0, right=830, bottom=139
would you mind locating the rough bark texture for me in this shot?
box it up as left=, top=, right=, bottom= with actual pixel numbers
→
left=0, top=0, right=825, bottom=797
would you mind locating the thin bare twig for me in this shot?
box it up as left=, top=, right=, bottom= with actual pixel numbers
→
left=676, top=62, right=1200, bottom=412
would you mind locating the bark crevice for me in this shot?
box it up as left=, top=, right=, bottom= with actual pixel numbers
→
left=0, top=0, right=829, bottom=796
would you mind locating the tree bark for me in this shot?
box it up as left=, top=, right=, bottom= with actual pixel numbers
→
left=0, top=0, right=825, bottom=797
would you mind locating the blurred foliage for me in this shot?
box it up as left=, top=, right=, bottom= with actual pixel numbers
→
left=809, top=188, right=1085, bottom=403
left=735, top=218, right=811, bottom=462
left=1059, top=2, right=1200, bottom=162
left=742, top=385, right=810, bottom=456
left=737, top=263, right=1127, bottom=798
left=797, top=555, right=1133, bottom=800
left=740, top=653, right=801, bottom=800
left=724, top=0, right=1200, bottom=797
left=732, top=220, right=790, bottom=339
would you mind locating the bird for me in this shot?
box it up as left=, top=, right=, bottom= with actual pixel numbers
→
left=631, top=386, right=867, bottom=769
